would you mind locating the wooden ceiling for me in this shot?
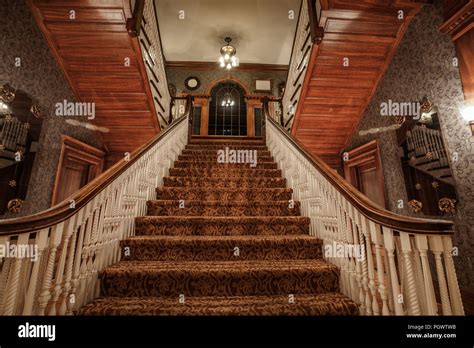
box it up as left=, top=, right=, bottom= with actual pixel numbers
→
left=291, top=0, right=423, bottom=169
left=28, top=0, right=159, bottom=155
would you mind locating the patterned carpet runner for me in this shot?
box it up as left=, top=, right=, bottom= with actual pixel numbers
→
left=78, top=137, right=358, bottom=315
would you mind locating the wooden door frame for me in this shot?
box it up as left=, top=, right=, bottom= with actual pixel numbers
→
left=51, top=135, right=105, bottom=206
left=343, top=140, right=386, bottom=208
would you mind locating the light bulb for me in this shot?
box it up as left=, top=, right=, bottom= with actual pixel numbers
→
left=224, top=54, right=230, bottom=60
left=461, top=105, right=474, bottom=122
left=232, top=60, right=237, bottom=67
left=220, top=61, right=225, bottom=67
left=219, top=57, right=224, bottom=63
left=226, top=63, right=231, bottom=70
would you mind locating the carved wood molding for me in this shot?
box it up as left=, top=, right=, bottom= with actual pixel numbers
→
left=439, top=0, right=474, bottom=40
left=165, top=61, right=289, bottom=72
left=51, top=136, right=106, bottom=206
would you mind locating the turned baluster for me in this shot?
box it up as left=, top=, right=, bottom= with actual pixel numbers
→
left=399, top=233, right=420, bottom=315
left=382, top=227, right=404, bottom=315
left=22, top=229, right=49, bottom=315
left=38, top=225, right=63, bottom=315
left=363, top=218, right=380, bottom=315
left=49, top=217, right=77, bottom=315
left=370, top=224, right=390, bottom=315
left=441, top=236, right=464, bottom=315
left=413, top=235, right=438, bottom=315
left=430, top=236, right=452, bottom=315
left=3, top=233, right=30, bottom=315
left=411, top=238, right=428, bottom=314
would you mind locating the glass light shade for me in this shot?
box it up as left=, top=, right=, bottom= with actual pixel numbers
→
left=461, top=105, right=474, bottom=122
left=226, top=63, right=232, bottom=70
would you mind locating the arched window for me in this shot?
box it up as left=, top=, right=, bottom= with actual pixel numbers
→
left=208, top=81, right=247, bottom=136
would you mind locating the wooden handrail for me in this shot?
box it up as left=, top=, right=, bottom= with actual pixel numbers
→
left=0, top=108, right=192, bottom=234
left=126, top=0, right=145, bottom=37
left=264, top=112, right=454, bottom=234
left=307, top=0, right=324, bottom=43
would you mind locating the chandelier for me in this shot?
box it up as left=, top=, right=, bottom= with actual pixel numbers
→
left=219, top=37, right=239, bottom=70
left=221, top=92, right=235, bottom=107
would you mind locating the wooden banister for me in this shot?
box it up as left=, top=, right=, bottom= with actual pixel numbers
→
left=126, top=0, right=145, bottom=37
left=0, top=111, right=191, bottom=235
left=264, top=112, right=453, bottom=235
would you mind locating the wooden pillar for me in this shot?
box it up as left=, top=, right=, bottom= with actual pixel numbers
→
left=245, top=97, right=262, bottom=137
left=194, top=96, right=210, bottom=136
left=440, top=1, right=474, bottom=102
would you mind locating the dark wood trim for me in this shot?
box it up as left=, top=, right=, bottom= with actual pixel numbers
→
left=439, top=0, right=473, bottom=40
left=282, top=0, right=304, bottom=102
left=165, top=61, right=289, bottom=72
left=51, top=136, right=105, bottom=206
left=265, top=115, right=454, bottom=234
left=307, top=0, right=324, bottom=43
left=343, top=140, right=387, bottom=209
left=0, top=112, right=191, bottom=234
left=126, top=0, right=144, bottom=37
left=290, top=43, right=320, bottom=134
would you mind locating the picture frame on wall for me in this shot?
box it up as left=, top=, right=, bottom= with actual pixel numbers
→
left=254, top=79, right=272, bottom=93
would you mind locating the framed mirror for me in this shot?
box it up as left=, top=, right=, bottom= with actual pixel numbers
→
left=0, top=84, right=44, bottom=215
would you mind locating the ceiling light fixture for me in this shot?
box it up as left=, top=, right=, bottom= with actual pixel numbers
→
left=221, top=92, right=235, bottom=107
left=219, top=37, right=239, bottom=70
left=461, top=104, right=474, bottom=135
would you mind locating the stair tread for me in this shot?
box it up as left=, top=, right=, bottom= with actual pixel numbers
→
left=136, top=216, right=308, bottom=222
left=78, top=293, right=358, bottom=316
left=126, top=235, right=318, bottom=241
left=103, top=259, right=336, bottom=273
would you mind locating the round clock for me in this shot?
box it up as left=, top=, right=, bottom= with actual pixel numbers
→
left=185, top=76, right=200, bottom=91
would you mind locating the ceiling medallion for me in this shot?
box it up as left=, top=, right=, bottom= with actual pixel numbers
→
left=439, top=197, right=456, bottom=214
left=219, top=37, right=239, bottom=70
left=7, top=198, right=24, bottom=214
left=408, top=199, right=423, bottom=213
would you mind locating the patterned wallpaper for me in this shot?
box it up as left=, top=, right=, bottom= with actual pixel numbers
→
left=166, top=68, right=287, bottom=97
left=345, top=1, right=474, bottom=290
left=0, top=0, right=104, bottom=217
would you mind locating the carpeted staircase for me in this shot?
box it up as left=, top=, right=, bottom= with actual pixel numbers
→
left=78, top=137, right=358, bottom=315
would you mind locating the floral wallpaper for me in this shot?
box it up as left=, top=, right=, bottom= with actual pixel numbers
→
left=345, top=1, right=474, bottom=290
left=0, top=0, right=104, bottom=217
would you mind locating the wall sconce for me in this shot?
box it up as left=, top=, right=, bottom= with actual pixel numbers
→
left=461, top=104, right=474, bottom=135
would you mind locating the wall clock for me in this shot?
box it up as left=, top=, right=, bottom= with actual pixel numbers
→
left=185, top=76, right=200, bottom=91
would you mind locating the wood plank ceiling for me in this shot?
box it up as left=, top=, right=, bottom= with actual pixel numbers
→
left=292, top=0, right=423, bottom=169
left=28, top=0, right=159, bottom=156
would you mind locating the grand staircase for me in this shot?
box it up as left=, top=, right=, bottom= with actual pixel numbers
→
left=78, top=137, right=358, bottom=315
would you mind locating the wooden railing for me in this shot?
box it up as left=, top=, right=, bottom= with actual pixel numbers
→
left=281, top=0, right=324, bottom=132
left=129, top=0, right=172, bottom=130
left=264, top=113, right=464, bottom=315
left=0, top=112, right=190, bottom=315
